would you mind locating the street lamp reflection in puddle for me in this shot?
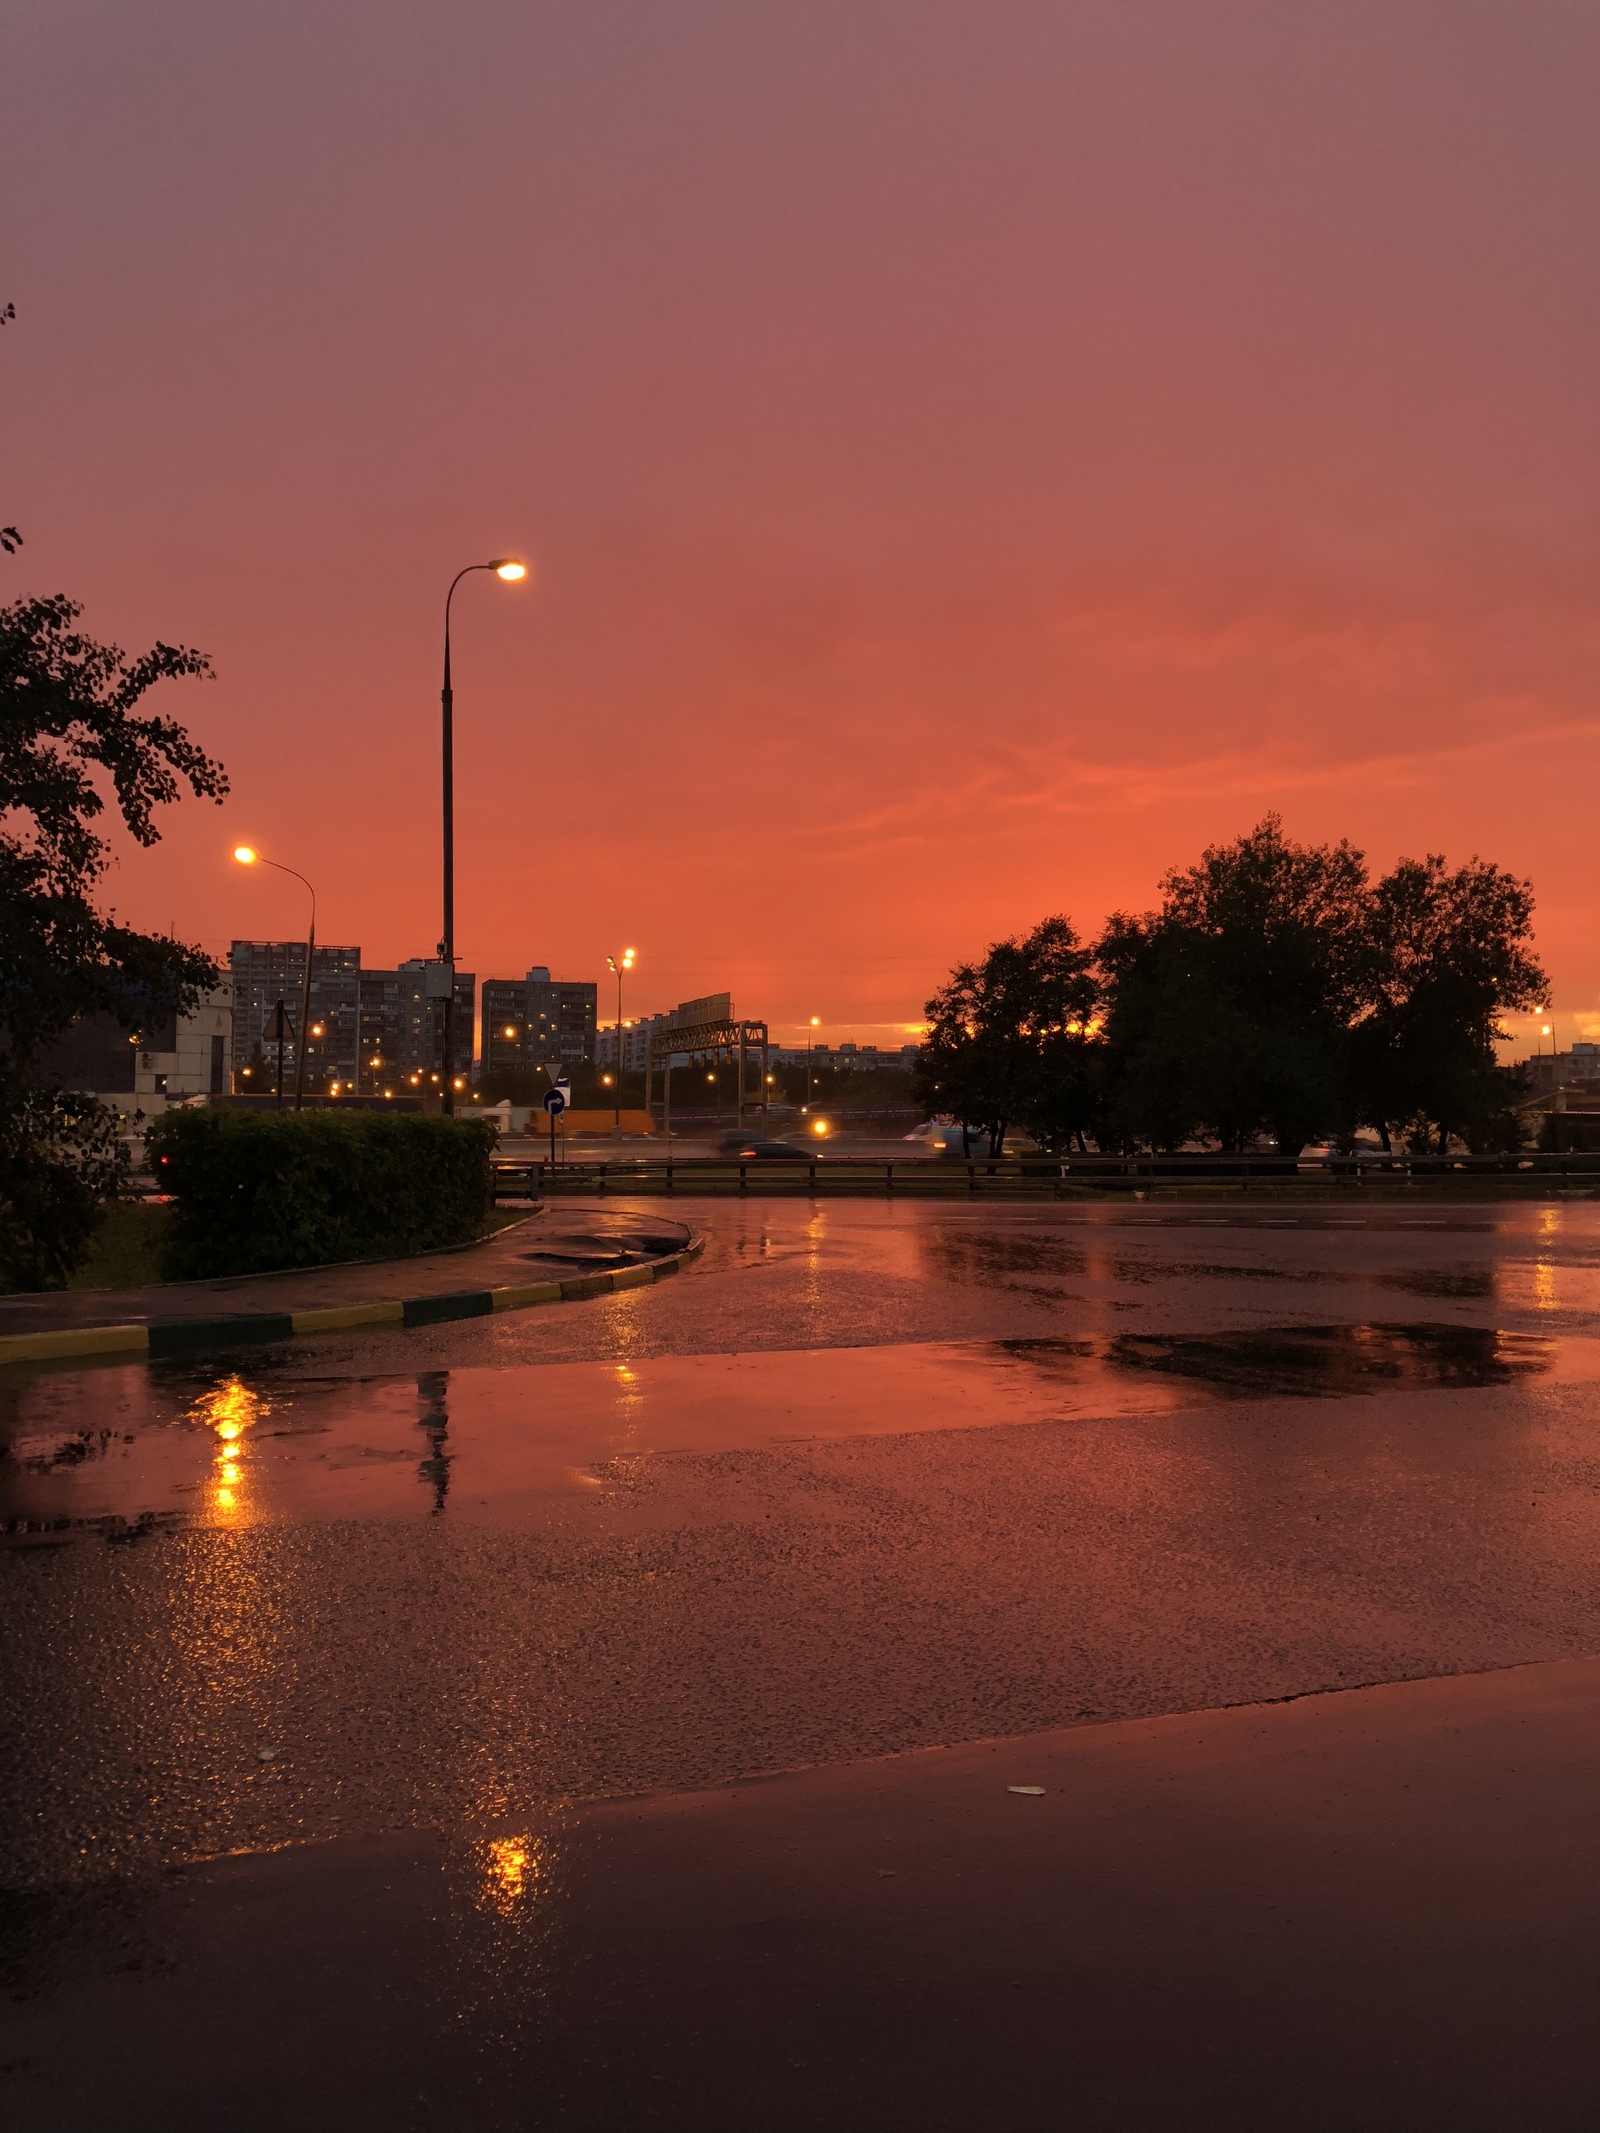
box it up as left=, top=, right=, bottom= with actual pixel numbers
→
left=416, top=1371, right=452, bottom=1512
left=187, top=1374, right=270, bottom=1521
left=476, top=1833, right=548, bottom=1917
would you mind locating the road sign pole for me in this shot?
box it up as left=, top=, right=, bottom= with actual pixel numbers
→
left=542, top=1076, right=570, bottom=1169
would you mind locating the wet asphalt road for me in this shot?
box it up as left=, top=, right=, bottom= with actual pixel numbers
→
left=4, top=1196, right=1600, bottom=2128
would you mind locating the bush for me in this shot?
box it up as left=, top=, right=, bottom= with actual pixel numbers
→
left=145, top=1108, right=497, bottom=1279
left=0, top=1082, right=130, bottom=1291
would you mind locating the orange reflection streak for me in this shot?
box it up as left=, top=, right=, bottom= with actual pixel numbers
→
left=187, top=1375, right=272, bottom=1524
left=477, top=1834, right=548, bottom=1916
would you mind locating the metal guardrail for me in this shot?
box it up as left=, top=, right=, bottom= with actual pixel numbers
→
left=491, top=1151, right=1600, bottom=1198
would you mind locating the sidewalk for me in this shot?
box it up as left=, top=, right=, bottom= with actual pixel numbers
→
left=0, top=1207, right=699, bottom=1364
left=7, top=1657, right=1597, bottom=2128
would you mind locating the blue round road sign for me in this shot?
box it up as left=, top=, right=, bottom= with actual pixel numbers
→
left=542, top=1088, right=568, bottom=1116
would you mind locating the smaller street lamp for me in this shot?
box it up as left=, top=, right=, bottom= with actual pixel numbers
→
left=439, top=557, right=529, bottom=1115
left=605, top=949, right=636, bottom=1138
left=234, top=845, right=318, bottom=1111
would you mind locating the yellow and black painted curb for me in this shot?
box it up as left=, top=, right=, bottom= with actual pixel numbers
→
left=0, top=1236, right=704, bottom=1369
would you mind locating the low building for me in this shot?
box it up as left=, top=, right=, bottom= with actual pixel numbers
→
left=37, top=983, right=234, bottom=1117
left=767, top=1042, right=921, bottom=1070
left=1524, top=1043, right=1600, bottom=1098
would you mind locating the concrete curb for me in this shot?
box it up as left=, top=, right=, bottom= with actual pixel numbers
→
left=0, top=1236, right=704, bottom=1369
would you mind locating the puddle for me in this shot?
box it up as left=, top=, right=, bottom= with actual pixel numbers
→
left=1096, top=1322, right=1551, bottom=1398
left=915, top=1225, right=1517, bottom=1296
left=517, top=1248, right=635, bottom=1267
left=2, top=1326, right=1589, bottom=1543
left=1373, top=1268, right=1496, bottom=1300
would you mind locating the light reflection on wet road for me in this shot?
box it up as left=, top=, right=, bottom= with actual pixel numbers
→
left=3, top=1196, right=1600, bottom=1892
left=6, top=1197, right=1600, bottom=2131
left=5, top=1322, right=1584, bottom=1540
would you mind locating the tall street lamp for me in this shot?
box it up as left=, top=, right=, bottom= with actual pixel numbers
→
left=806, top=1015, right=820, bottom=1111
left=234, top=846, right=317, bottom=1112
left=605, top=949, right=636, bottom=1138
left=440, top=557, right=527, bottom=1114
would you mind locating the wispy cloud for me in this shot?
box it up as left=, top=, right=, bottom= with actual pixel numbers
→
left=789, top=717, right=1600, bottom=861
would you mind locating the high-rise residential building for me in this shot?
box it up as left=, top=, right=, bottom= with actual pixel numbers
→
left=231, top=943, right=475, bottom=1095
left=230, top=942, right=360, bottom=1088
left=394, top=960, right=476, bottom=1089
left=481, top=965, right=597, bottom=1077
left=355, top=967, right=404, bottom=1092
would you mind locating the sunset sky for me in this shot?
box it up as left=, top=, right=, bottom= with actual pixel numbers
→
left=10, top=1, right=1598, bottom=1053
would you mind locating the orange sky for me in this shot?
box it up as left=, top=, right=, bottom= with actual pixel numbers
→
left=10, top=1, right=1598, bottom=1056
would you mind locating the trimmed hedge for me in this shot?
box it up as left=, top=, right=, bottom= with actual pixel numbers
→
left=145, top=1108, right=497, bottom=1279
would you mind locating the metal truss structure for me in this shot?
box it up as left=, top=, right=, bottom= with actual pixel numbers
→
left=645, top=1016, right=771, bottom=1138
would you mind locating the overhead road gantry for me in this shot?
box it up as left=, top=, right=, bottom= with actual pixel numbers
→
left=646, top=1014, right=770, bottom=1139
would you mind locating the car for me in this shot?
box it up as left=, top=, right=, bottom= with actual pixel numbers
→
left=724, top=1138, right=810, bottom=1161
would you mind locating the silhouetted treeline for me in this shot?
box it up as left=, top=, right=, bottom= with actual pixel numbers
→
left=915, top=818, right=1545, bottom=1157
left=0, top=592, right=224, bottom=1287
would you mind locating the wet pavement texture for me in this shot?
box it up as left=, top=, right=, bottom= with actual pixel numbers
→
left=7, top=1657, right=1598, bottom=2133
left=5, top=1197, right=1600, bottom=2127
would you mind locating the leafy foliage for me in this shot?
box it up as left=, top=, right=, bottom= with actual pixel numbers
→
left=914, top=819, right=1545, bottom=1158
left=0, top=1084, right=129, bottom=1290
left=0, top=592, right=225, bottom=1286
left=916, top=917, right=1101, bottom=1155
left=1349, top=856, right=1544, bottom=1152
left=0, top=594, right=227, bottom=1065
left=1100, top=818, right=1372, bottom=1153
left=146, top=1109, right=498, bottom=1279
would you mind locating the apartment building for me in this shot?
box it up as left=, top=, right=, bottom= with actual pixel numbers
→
left=481, top=966, right=597, bottom=1076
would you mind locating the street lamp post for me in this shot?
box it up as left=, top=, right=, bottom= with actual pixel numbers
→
left=271, top=998, right=287, bottom=1108
left=605, top=950, right=635, bottom=1138
left=235, top=847, right=317, bottom=1112
left=806, top=1015, right=820, bottom=1111
left=440, top=558, right=527, bottom=1115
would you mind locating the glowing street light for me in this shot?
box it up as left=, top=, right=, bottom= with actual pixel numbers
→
left=440, top=557, right=529, bottom=1114
left=605, top=949, right=636, bottom=1138
left=233, top=844, right=318, bottom=1111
